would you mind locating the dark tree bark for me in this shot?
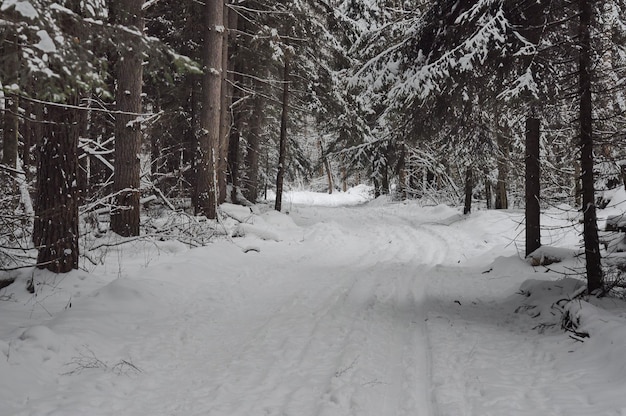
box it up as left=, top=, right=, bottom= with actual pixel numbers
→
left=525, top=117, right=541, bottom=256
left=243, top=90, right=262, bottom=203
left=195, top=0, right=223, bottom=218
left=579, top=0, right=603, bottom=293
left=463, top=165, right=473, bottom=215
left=484, top=169, right=492, bottom=209
left=275, top=55, right=290, bottom=212
left=33, top=104, right=80, bottom=273
left=381, top=161, right=389, bottom=195
left=110, top=0, right=144, bottom=237
left=495, top=133, right=509, bottom=209
left=217, top=0, right=232, bottom=204
left=318, top=139, right=333, bottom=194
left=397, top=142, right=407, bottom=200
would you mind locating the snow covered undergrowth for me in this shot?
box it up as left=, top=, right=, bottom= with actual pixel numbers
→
left=1, top=189, right=626, bottom=415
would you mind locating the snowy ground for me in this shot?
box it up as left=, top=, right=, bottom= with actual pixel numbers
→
left=2, top=187, right=626, bottom=416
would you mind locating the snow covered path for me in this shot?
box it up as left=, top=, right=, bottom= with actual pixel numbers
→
left=4, top=196, right=625, bottom=415
left=120, top=204, right=442, bottom=416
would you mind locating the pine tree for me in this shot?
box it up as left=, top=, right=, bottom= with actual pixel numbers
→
left=195, top=0, right=224, bottom=218
left=110, top=0, right=145, bottom=237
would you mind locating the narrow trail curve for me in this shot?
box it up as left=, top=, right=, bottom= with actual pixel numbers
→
left=116, top=203, right=452, bottom=416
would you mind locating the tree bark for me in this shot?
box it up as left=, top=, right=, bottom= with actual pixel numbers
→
left=525, top=117, right=541, bottom=256
left=227, top=12, right=241, bottom=204
left=318, top=139, right=333, bottom=194
left=243, top=90, right=262, bottom=203
left=110, top=0, right=144, bottom=237
left=274, top=55, right=290, bottom=212
left=579, top=0, right=603, bottom=293
left=495, top=133, right=509, bottom=209
left=195, top=0, right=224, bottom=218
left=33, top=103, right=80, bottom=273
left=397, top=142, right=407, bottom=200
left=463, top=165, right=473, bottom=215
left=217, top=0, right=231, bottom=204
left=485, top=169, right=492, bottom=209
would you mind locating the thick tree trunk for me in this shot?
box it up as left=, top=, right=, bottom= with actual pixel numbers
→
left=34, top=104, right=80, bottom=273
left=579, top=0, right=603, bottom=293
left=495, top=133, right=509, bottom=209
left=217, top=0, right=231, bottom=204
left=463, top=165, right=473, bottom=215
left=195, top=0, right=224, bottom=218
left=275, top=56, right=290, bottom=212
left=110, top=0, right=144, bottom=237
left=525, top=117, right=541, bottom=256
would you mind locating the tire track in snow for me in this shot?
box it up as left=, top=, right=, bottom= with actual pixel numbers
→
left=114, top=203, right=455, bottom=416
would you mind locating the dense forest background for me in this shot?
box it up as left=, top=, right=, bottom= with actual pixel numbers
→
left=1, top=0, right=626, bottom=292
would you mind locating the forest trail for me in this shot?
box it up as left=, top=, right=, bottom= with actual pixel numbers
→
left=116, top=203, right=447, bottom=416
left=5, top=200, right=603, bottom=416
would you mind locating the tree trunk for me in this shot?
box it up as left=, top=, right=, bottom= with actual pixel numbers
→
left=217, top=0, right=231, bottom=204
left=33, top=103, right=80, bottom=273
left=485, top=169, right=492, bottom=209
left=188, top=78, right=199, bottom=205
left=495, top=133, right=509, bottom=209
left=397, top=142, right=407, bottom=200
left=463, top=165, right=473, bottom=215
left=525, top=117, right=541, bottom=256
left=381, top=159, right=389, bottom=195
left=244, top=90, right=262, bottom=203
left=195, top=0, right=224, bottom=218
left=227, top=12, right=241, bottom=204
left=274, top=55, right=290, bottom=212
left=318, top=139, right=333, bottom=194
left=110, top=0, right=144, bottom=237
left=579, top=0, right=603, bottom=293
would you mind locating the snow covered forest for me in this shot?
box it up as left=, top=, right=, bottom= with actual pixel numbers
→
left=3, top=0, right=626, bottom=414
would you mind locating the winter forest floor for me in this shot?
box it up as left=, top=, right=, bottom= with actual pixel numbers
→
left=2, top=187, right=626, bottom=416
